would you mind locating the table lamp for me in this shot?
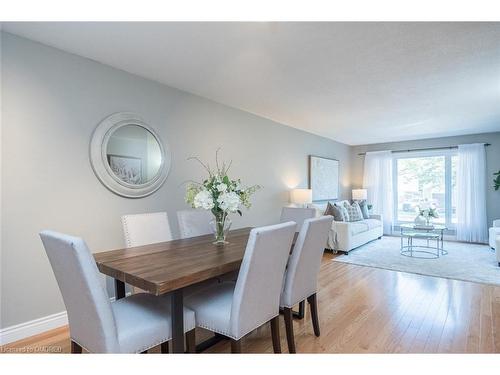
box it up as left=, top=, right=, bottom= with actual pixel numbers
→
left=352, top=189, right=367, bottom=201
left=290, top=188, right=312, bottom=207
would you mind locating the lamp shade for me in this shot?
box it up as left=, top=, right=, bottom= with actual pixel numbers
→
left=352, top=189, right=367, bottom=200
left=290, top=189, right=312, bottom=205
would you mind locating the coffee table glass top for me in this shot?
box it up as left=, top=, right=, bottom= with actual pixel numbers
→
left=400, top=223, right=446, bottom=231
left=403, top=232, right=441, bottom=238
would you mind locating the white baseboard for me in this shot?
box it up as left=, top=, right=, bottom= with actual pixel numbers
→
left=0, top=311, right=68, bottom=346
left=0, top=292, right=131, bottom=346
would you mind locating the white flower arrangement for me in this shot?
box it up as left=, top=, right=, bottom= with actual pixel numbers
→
left=418, top=201, right=439, bottom=219
left=415, top=201, right=439, bottom=227
left=185, top=149, right=261, bottom=243
left=193, top=190, right=214, bottom=210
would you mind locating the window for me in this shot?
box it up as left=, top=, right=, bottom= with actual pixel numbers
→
left=393, top=151, right=457, bottom=228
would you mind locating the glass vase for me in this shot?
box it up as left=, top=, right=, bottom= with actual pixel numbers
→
left=210, top=212, right=232, bottom=245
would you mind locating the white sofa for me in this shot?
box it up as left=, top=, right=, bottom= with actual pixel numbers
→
left=489, top=220, right=500, bottom=267
left=489, top=219, right=500, bottom=249
left=312, top=200, right=384, bottom=254
left=497, top=237, right=500, bottom=267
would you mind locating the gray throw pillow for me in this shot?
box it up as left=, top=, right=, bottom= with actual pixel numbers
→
left=325, top=202, right=344, bottom=222
left=358, top=200, right=370, bottom=219
left=335, top=202, right=350, bottom=222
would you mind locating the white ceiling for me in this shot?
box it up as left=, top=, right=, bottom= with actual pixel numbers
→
left=4, top=22, right=500, bottom=145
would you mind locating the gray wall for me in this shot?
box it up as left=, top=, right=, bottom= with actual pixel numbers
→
left=0, top=33, right=352, bottom=328
left=351, top=132, right=500, bottom=227
left=0, top=30, right=3, bottom=330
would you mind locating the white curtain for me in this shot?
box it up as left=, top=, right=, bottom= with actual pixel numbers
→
left=456, top=143, right=488, bottom=243
left=363, top=151, right=393, bottom=234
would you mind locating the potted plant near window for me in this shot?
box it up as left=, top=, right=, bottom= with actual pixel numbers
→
left=494, top=170, right=500, bottom=191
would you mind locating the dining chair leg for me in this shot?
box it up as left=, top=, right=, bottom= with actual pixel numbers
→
left=279, top=300, right=305, bottom=320
left=307, top=293, right=320, bottom=337
left=114, top=279, right=126, bottom=300
left=230, top=339, right=241, bottom=353
left=270, top=316, right=282, bottom=353
left=70, top=340, right=82, bottom=354
left=185, top=329, right=196, bottom=353
left=297, top=300, right=305, bottom=320
left=160, top=341, right=169, bottom=354
left=283, top=307, right=296, bottom=353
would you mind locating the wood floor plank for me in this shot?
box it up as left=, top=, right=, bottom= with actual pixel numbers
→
left=382, top=274, right=435, bottom=353
left=407, top=279, right=448, bottom=352
left=365, top=273, right=417, bottom=353
left=449, top=282, right=475, bottom=353
left=465, top=284, right=482, bottom=353
left=2, top=253, right=499, bottom=354
left=492, top=287, right=500, bottom=352
left=479, top=285, right=494, bottom=352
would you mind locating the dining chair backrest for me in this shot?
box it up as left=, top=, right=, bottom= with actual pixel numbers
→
left=229, top=221, right=296, bottom=339
left=280, top=207, right=317, bottom=232
left=281, top=216, right=334, bottom=308
left=177, top=209, right=213, bottom=239
left=39, top=230, right=119, bottom=353
left=121, top=212, right=172, bottom=248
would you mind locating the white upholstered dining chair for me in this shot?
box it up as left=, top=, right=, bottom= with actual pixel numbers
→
left=121, top=212, right=173, bottom=294
left=280, top=215, right=333, bottom=353
left=177, top=208, right=239, bottom=283
left=122, top=212, right=172, bottom=247
left=177, top=209, right=213, bottom=239
left=280, top=207, right=317, bottom=232
left=123, top=211, right=218, bottom=295
left=39, top=230, right=196, bottom=353
left=184, top=221, right=297, bottom=353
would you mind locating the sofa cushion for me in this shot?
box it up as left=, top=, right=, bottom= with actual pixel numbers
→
left=343, top=201, right=363, bottom=222
left=334, top=203, right=349, bottom=221
left=325, top=202, right=344, bottom=222
left=358, top=200, right=370, bottom=219
left=349, top=222, right=369, bottom=235
left=347, top=218, right=382, bottom=236
left=363, top=218, right=382, bottom=230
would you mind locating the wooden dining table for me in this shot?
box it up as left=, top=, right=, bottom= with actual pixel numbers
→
left=93, top=227, right=253, bottom=353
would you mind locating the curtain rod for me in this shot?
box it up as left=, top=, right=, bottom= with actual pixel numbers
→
left=357, top=143, right=491, bottom=156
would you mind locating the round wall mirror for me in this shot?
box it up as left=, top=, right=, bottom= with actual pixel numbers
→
left=90, top=113, right=170, bottom=198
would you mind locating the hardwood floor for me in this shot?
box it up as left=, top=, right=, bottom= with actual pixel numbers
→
left=2, top=252, right=499, bottom=353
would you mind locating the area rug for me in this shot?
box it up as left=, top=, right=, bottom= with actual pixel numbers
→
left=333, top=236, right=500, bottom=286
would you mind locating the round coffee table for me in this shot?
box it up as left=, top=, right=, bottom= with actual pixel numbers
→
left=400, top=224, right=447, bottom=259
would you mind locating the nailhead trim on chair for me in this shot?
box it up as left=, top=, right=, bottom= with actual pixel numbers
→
left=122, top=212, right=168, bottom=248
left=196, top=313, right=280, bottom=341
left=73, top=335, right=172, bottom=354
left=195, top=324, right=235, bottom=339
left=136, top=337, right=172, bottom=354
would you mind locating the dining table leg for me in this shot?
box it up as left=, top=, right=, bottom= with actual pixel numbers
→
left=171, top=289, right=185, bottom=353
left=114, top=279, right=126, bottom=300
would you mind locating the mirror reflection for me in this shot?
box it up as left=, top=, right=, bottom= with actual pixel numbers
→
left=106, top=125, right=162, bottom=185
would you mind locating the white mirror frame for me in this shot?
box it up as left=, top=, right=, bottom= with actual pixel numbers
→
left=89, top=112, right=171, bottom=198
